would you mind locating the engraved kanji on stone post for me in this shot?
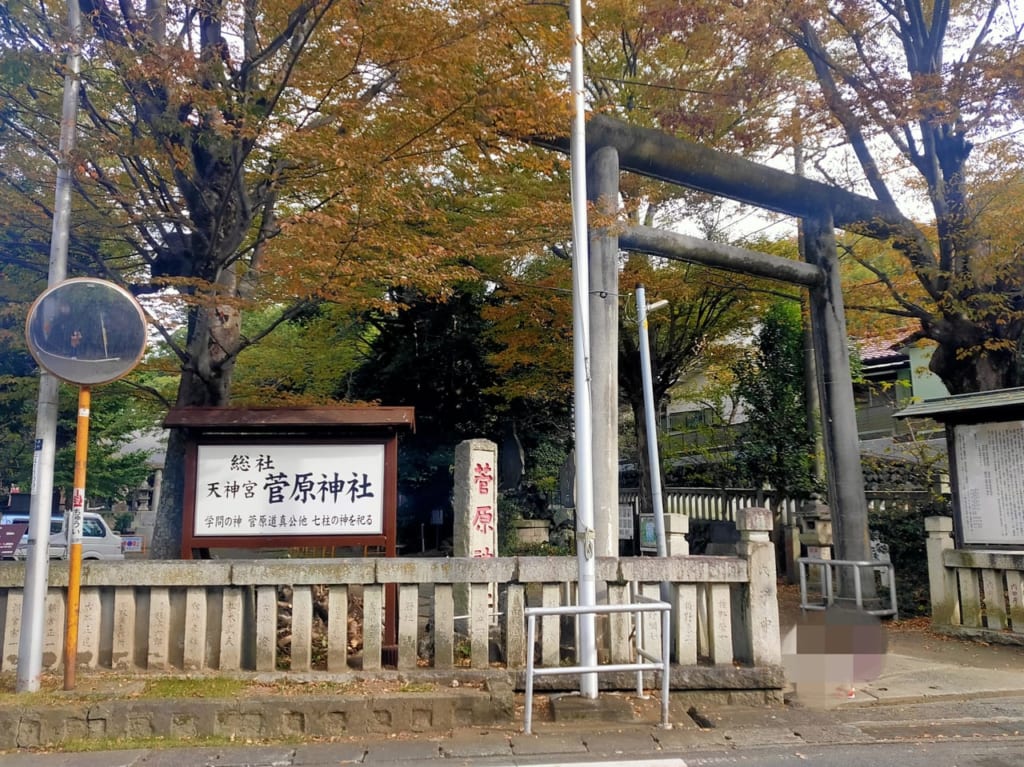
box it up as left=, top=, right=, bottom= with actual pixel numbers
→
left=454, top=439, right=499, bottom=622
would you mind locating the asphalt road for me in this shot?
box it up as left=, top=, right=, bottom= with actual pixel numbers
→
left=678, top=740, right=1024, bottom=767
left=6, top=739, right=1024, bottom=767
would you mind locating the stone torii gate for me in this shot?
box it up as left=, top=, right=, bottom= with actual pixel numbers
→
left=541, top=114, right=912, bottom=568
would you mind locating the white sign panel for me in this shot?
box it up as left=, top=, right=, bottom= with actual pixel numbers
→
left=194, top=443, right=385, bottom=537
left=954, top=421, right=1024, bottom=545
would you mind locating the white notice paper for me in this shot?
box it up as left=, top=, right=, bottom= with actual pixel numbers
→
left=954, top=421, right=1024, bottom=545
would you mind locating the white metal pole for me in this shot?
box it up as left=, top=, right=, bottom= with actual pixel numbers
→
left=17, top=0, right=81, bottom=692
left=637, top=285, right=668, bottom=559
left=568, top=0, right=598, bottom=698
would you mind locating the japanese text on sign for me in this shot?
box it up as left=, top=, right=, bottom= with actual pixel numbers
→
left=194, top=443, right=385, bottom=537
left=469, top=454, right=498, bottom=558
left=954, top=421, right=1024, bottom=546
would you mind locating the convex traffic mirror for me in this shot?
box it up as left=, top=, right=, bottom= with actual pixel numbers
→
left=26, top=278, right=147, bottom=385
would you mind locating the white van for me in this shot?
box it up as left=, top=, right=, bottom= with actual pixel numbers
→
left=1, top=512, right=124, bottom=561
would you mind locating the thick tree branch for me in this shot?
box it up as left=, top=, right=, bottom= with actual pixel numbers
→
left=794, top=20, right=898, bottom=210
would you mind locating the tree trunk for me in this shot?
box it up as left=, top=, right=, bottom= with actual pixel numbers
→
left=149, top=303, right=237, bottom=559
left=149, top=427, right=188, bottom=559
left=927, top=315, right=1024, bottom=395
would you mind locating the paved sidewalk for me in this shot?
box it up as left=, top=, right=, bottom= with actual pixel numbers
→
left=855, top=650, right=1024, bottom=704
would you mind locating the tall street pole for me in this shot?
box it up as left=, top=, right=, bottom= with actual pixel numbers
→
left=636, top=285, right=668, bottom=560
left=17, top=0, right=81, bottom=693
left=568, top=0, right=598, bottom=699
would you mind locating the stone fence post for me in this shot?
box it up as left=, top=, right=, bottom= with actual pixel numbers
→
left=736, top=507, right=781, bottom=665
left=925, top=516, right=960, bottom=627
left=665, top=513, right=689, bottom=556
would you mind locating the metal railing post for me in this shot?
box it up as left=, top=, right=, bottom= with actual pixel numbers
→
left=522, top=599, right=673, bottom=734
left=524, top=612, right=538, bottom=734
left=797, top=558, right=898, bottom=618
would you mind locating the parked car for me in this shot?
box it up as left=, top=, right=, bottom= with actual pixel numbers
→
left=1, top=511, right=124, bottom=561
left=1, top=512, right=65, bottom=559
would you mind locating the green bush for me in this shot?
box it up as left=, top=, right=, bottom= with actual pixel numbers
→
left=869, top=497, right=951, bottom=616
left=112, top=511, right=135, bottom=534
left=497, top=493, right=529, bottom=554
left=512, top=540, right=573, bottom=557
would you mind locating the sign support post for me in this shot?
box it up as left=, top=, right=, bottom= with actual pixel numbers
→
left=63, top=386, right=90, bottom=690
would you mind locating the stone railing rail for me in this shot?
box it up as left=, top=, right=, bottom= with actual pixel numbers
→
left=0, top=509, right=782, bottom=694
left=620, top=487, right=936, bottom=530
left=620, top=487, right=801, bottom=528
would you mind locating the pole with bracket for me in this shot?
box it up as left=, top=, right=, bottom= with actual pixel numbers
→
left=568, top=0, right=597, bottom=698
left=17, top=0, right=81, bottom=694
left=636, top=285, right=669, bottom=560
left=63, top=386, right=90, bottom=690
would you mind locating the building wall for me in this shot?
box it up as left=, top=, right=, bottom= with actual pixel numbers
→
left=908, top=342, right=951, bottom=401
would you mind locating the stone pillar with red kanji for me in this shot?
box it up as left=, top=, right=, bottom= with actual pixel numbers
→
left=454, top=439, right=499, bottom=621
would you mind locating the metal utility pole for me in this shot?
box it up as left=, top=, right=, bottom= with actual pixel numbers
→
left=17, top=0, right=81, bottom=693
left=568, top=0, right=598, bottom=699
left=636, top=285, right=674, bottom=607
left=636, top=285, right=668, bottom=560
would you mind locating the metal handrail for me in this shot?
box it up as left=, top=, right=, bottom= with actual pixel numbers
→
left=798, top=557, right=898, bottom=619
left=523, top=595, right=672, bottom=734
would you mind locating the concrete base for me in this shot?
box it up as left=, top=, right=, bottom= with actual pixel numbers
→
left=550, top=693, right=634, bottom=722
left=515, top=665, right=785, bottom=695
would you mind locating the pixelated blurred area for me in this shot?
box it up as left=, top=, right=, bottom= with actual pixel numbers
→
left=782, top=605, right=888, bottom=709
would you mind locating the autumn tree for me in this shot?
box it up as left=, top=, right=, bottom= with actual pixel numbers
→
left=782, top=0, right=1024, bottom=393
left=489, top=1, right=787, bottom=514
left=486, top=242, right=761, bottom=515
left=349, top=284, right=504, bottom=531
left=0, top=0, right=572, bottom=556
left=618, top=257, right=760, bottom=514
left=483, top=254, right=575, bottom=428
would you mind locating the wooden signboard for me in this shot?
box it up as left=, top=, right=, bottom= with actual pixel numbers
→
left=164, top=406, right=414, bottom=559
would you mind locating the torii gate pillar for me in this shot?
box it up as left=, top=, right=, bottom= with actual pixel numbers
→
left=803, top=215, right=872, bottom=566
left=588, top=146, right=621, bottom=558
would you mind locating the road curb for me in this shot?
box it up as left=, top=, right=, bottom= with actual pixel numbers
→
left=0, top=685, right=512, bottom=750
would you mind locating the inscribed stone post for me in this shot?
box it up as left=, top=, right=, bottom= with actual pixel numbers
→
left=453, top=439, right=498, bottom=624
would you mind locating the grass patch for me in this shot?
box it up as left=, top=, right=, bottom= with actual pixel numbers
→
left=0, top=672, right=363, bottom=707
left=57, top=733, right=240, bottom=753
left=29, top=731, right=325, bottom=754
left=247, top=678, right=360, bottom=696
left=0, top=673, right=120, bottom=705
left=141, top=677, right=247, bottom=699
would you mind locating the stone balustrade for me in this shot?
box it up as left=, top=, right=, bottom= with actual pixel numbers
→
left=0, top=510, right=782, bottom=697
left=926, top=515, right=1024, bottom=642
